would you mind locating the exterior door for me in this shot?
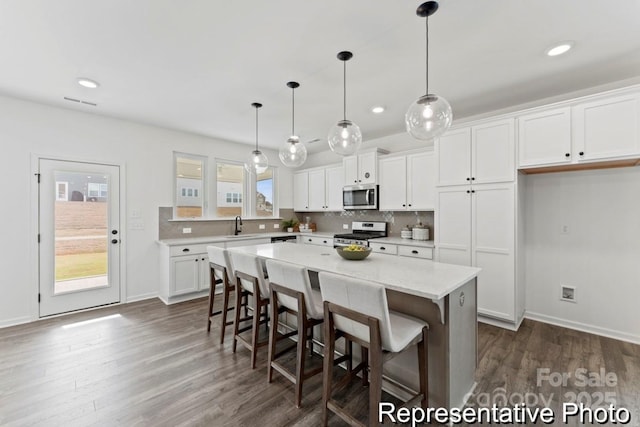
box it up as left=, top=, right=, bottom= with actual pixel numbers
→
left=38, top=159, right=121, bottom=317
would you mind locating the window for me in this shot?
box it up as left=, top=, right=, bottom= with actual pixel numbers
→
left=55, top=182, right=68, bottom=201
left=215, top=161, right=276, bottom=218
left=87, top=183, right=108, bottom=198
left=174, top=153, right=206, bottom=218
left=216, top=162, right=244, bottom=217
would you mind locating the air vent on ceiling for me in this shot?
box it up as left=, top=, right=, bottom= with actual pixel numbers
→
left=64, top=97, right=97, bottom=107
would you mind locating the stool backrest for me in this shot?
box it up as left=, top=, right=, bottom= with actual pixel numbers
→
left=265, top=259, right=321, bottom=319
left=229, top=251, right=269, bottom=298
left=318, top=271, right=393, bottom=349
left=207, top=245, right=233, bottom=283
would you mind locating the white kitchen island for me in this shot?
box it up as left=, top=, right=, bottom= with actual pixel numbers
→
left=227, top=243, right=481, bottom=409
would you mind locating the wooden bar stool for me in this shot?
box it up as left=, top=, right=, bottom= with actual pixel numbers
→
left=318, top=271, right=429, bottom=427
left=264, top=259, right=324, bottom=408
left=229, top=251, right=271, bottom=369
left=206, top=246, right=244, bottom=344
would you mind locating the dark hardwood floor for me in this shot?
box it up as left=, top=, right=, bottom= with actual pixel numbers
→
left=1, top=297, right=638, bottom=426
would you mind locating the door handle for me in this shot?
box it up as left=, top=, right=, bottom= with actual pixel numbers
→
left=111, top=239, right=118, bottom=244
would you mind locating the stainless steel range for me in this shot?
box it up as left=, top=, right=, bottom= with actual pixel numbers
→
left=333, top=221, right=387, bottom=247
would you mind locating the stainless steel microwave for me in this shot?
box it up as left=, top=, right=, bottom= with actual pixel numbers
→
left=343, top=184, right=378, bottom=210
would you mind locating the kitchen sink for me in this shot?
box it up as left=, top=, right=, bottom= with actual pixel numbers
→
left=226, top=234, right=261, bottom=238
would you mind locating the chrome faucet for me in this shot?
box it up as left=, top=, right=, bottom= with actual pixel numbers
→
left=234, top=215, right=243, bottom=235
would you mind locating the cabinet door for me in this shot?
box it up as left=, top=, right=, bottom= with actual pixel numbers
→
left=170, top=255, right=200, bottom=295
left=435, top=187, right=471, bottom=266
left=472, top=118, right=515, bottom=184
left=436, top=128, right=471, bottom=186
left=378, top=156, right=407, bottom=210
left=343, top=156, right=358, bottom=185
left=198, top=254, right=211, bottom=291
left=325, top=166, right=344, bottom=211
left=307, top=169, right=326, bottom=210
left=358, top=151, right=377, bottom=184
left=293, top=172, right=309, bottom=211
left=518, top=107, right=572, bottom=167
left=472, top=183, right=515, bottom=321
left=407, top=151, right=436, bottom=210
left=573, top=93, right=640, bottom=161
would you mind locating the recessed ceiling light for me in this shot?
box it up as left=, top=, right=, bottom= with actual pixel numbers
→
left=77, top=78, right=100, bottom=88
left=546, top=42, right=574, bottom=57
left=371, top=106, right=385, bottom=114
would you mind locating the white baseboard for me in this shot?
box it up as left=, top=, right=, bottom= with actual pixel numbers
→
left=126, top=292, right=158, bottom=303
left=525, top=311, right=640, bottom=345
left=477, top=315, right=522, bottom=331
left=0, top=315, right=32, bottom=329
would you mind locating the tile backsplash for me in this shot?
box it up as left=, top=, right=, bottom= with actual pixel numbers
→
left=295, top=210, right=434, bottom=238
left=158, top=207, right=433, bottom=240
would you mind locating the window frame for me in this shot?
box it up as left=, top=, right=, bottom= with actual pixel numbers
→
left=173, top=152, right=207, bottom=219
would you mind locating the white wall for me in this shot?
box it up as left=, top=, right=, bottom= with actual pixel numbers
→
left=524, top=167, right=640, bottom=343
left=0, top=94, right=293, bottom=327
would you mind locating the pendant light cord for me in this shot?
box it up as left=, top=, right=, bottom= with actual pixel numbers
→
left=291, top=87, right=295, bottom=136
left=425, top=15, right=429, bottom=95
left=255, top=106, right=259, bottom=152
left=343, top=59, right=347, bottom=121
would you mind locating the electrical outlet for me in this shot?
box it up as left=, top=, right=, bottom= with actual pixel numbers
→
left=273, top=223, right=279, bottom=229
left=182, top=227, right=192, bottom=234
left=259, top=224, right=265, bottom=230
left=561, top=225, right=569, bottom=234
left=130, top=221, right=144, bottom=230
left=343, top=224, right=349, bottom=230
left=560, top=285, right=576, bottom=302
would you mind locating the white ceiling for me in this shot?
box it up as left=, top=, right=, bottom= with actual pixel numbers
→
left=1, top=1, right=639, bottom=156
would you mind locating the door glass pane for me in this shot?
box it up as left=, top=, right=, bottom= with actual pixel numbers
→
left=216, top=162, right=244, bottom=217
left=256, top=168, right=274, bottom=217
left=175, top=155, right=205, bottom=218
left=54, top=171, right=109, bottom=294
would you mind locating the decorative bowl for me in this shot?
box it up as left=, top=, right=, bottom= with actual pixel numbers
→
left=336, top=246, right=372, bottom=261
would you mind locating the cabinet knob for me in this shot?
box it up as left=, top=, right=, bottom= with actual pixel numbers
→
left=182, top=248, right=190, bottom=252
left=579, top=151, right=584, bottom=156
left=471, top=177, right=475, bottom=181
left=471, top=190, right=476, bottom=193
left=111, top=230, right=118, bottom=235
left=323, top=240, right=327, bottom=244
left=466, top=177, right=470, bottom=181
left=308, top=238, right=312, bottom=242
left=565, top=153, right=570, bottom=157
left=354, top=180, right=357, bottom=183
left=408, top=204, right=412, bottom=207
left=195, top=258, right=198, bottom=262
left=402, top=204, right=406, bottom=207
left=466, top=190, right=471, bottom=194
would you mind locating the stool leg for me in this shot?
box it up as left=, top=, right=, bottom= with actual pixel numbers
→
left=250, top=292, right=260, bottom=369
left=295, top=311, right=306, bottom=408
left=361, top=345, right=369, bottom=386
left=232, top=287, right=242, bottom=353
left=418, top=327, right=429, bottom=408
left=220, top=280, right=230, bottom=344
left=322, top=308, right=335, bottom=427
left=369, top=343, right=383, bottom=427
left=267, top=290, right=278, bottom=383
left=207, top=276, right=215, bottom=332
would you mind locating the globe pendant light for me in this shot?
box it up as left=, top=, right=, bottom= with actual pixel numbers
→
left=405, top=1, right=452, bottom=140
left=328, top=51, right=362, bottom=156
left=279, top=81, right=307, bottom=168
left=245, top=102, right=269, bottom=175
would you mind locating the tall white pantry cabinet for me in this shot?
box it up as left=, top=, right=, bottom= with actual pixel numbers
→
left=435, top=118, right=523, bottom=326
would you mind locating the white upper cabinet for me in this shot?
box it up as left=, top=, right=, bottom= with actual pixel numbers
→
left=472, top=119, right=515, bottom=184
left=379, top=151, right=436, bottom=211
left=293, top=171, right=310, bottom=211
left=573, top=93, right=640, bottom=162
left=518, top=107, right=572, bottom=167
left=343, top=150, right=380, bottom=185
left=293, top=165, right=344, bottom=212
left=517, top=90, right=640, bottom=170
left=436, top=128, right=471, bottom=186
left=436, top=119, right=515, bottom=186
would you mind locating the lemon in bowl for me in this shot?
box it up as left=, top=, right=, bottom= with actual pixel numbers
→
left=336, top=244, right=372, bottom=260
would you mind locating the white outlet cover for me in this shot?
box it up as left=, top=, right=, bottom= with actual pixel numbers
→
left=259, top=224, right=265, bottom=229
left=273, top=223, right=279, bottom=229
left=183, top=227, right=192, bottom=234
left=343, top=224, right=349, bottom=229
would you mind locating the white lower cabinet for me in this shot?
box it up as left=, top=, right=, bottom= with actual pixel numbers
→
left=299, top=235, right=334, bottom=247
left=436, top=183, right=518, bottom=323
left=160, top=238, right=270, bottom=304
left=369, top=241, right=433, bottom=260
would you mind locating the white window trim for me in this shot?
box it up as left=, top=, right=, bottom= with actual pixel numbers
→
left=55, top=181, right=68, bottom=201
left=173, top=152, right=207, bottom=219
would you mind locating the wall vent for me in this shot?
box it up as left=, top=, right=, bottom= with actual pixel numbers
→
left=560, top=285, right=576, bottom=303
left=64, top=97, right=97, bottom=107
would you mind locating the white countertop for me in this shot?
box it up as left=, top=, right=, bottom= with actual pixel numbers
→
left=370, top=237, right=435, bottom=248
left=227, top=243, right=479, bottom=301
left=158, top=231, right=334, bottom=246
